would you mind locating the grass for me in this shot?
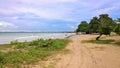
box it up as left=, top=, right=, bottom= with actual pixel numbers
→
left=85, top=39, right=115, bottom=44
left=0, top=38, right=69, bottom=68
left=83, top=39, right=120, bottom=47
left=114, top=42, right=120, bottom=46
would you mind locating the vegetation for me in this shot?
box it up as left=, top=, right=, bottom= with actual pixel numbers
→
left=83, top=38, right=120, bottom=46
left=76, top=21, right=89, bottom=33
left=114, top=42, right=120, bottom=46
left=114, top=18, right=120, bottom=35
left=96, top=14, right=116, bottom=40
left=114, top=23, right=120, bottom=35
left=0, top=39, right=69, bottom=68
left=85, top=39, right=115, bottom=44
left=76, top=14, right=119, bottom=40
left=84, top=39, right=120, bottom=46
left=89, top=17, right=100, bottom=33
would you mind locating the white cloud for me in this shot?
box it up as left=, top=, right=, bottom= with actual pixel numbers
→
left=0, top=0, right=120, bottom=31
left=1, top=0, right=119, bottom=22
left=0, top=0, right=80, bottom=21
left=95, top=7, right=117, bottom=14
left=14, top=7, right=62, bottom=19
left=17, top=0, right=77, bottom=5
left=0, top=21, right=17, bottom=28
left=11, top=16, right=19, bottom=20
left=0, top=8, right=18, bottom=15
left=13, top=7, right=77, bottom=21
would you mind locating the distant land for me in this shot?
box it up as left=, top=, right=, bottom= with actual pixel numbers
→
left=0, top=31, right=74, bottom=33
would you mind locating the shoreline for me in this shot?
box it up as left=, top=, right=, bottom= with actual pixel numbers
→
left=0, top=33, right=76, bottom=45
left=0, top=34, right=120, bottom=68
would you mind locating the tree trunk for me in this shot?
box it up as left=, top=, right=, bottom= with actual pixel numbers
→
left=96, top=34, right=102, bottom=40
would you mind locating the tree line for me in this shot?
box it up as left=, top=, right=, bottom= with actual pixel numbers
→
left=76, top=14, right=120, bottom=40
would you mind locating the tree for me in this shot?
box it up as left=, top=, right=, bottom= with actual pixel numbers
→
left=114, top=18, right=120, bottom=35
left=89, top=17, right=100, bottom=33
left=76, top=21, right=89, bottom=33
left=96, top=14, right=116, bottom=40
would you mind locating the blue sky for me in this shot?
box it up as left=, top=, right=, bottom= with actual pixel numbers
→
left=0, top=0, right=120, bottom=31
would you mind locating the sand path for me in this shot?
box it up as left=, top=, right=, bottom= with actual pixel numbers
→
left=55, top=35, right=120, bottom=68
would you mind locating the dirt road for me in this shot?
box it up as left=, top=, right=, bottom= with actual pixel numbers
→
left=55, top=35, right=120, bottom=68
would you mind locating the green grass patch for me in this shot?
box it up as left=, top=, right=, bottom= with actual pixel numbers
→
left=0, top=38, right=69, bottom=68
left=114, top=42, right=120, bottom=46
left=83, top=39, right=120, bottom=47
left=84, top=39, right=115, bottom=44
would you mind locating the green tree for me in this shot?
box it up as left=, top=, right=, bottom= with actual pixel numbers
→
left=96, top=14, right=116, bottom=40
left=76, top=21, right=89, bottom=33
left=114, top=18, right=120, bottom=35
left=89, top=17, right=100, bottom=33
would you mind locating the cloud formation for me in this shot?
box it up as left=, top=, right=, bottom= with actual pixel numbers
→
left=0, top=21, right=16, bottom=27
left=0, top=0, right=120, bottom=31
left=0, top=20, right=18, bottom=30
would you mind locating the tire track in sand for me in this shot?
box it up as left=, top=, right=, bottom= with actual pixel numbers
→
left=55, top=35, right=100, bottom=68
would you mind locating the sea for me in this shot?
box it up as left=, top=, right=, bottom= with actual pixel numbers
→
left=0, top=32, right=75, bottom=44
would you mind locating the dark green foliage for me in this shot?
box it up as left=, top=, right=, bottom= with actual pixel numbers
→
left=114, top=18, right=120, bottom=35
left=99, top=14, right=116, bottom=35
left=76, top=14, right=116, bottom=36
left=101, top=27, right=112, bottom=35
left=76, top=14, right=118, bottom=40
left=76, top=21, right=89, bottom=32
left=95, top=14, right=116, bottom=40
left=0, top=52, right=6, bottom=67
left=89, top=17, right=100, bottom=33
left=114, top=24, right=120, bottom=35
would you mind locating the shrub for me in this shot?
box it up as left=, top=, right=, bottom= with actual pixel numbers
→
left=0, top=52, right=6, bottom=67
left=10, top=40, right=19, bottom=45
left=16, top=43, right=26, bottom=49
left=49, top=39, right=68, bottom=50
left=0, top=38, right=69, bottom=67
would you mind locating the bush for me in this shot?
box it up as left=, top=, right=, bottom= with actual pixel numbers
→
left=49, top=39, right=68, bottom=50
left=16, top=43, right=26, bottom=49
left=114, top=24, right=120, bottom=35
left=0, top=38, right=69, bottom=67
left=0, top=52, right=6, bottom=67
left=28, top=49, right=49, bottom=59
left=10, top=40, right=19, bottom=45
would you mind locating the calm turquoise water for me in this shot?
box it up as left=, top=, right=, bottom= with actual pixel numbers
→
left=0, top=32, right=75, bottom=44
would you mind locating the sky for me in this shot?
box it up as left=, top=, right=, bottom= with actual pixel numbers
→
left=0, top=0, right=120, bottom=31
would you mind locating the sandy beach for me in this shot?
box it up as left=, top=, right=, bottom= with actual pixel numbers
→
left=54, top=35, right=120, bottom=68
left=21, top=34, right=120, bottom=68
